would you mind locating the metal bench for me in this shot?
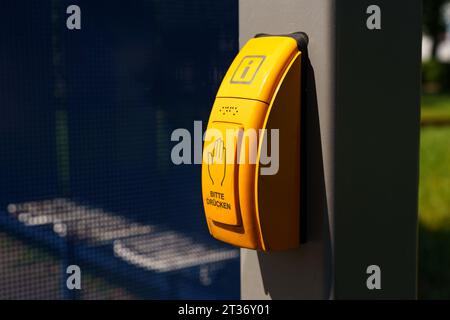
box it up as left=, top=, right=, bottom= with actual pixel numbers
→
left=4, top=198, right=239, bottom=298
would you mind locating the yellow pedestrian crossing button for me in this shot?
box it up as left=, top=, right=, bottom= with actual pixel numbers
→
left=202, top=32, right=308, bottom=251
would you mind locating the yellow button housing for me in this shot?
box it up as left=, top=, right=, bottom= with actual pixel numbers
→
left=202, top=33, right=306, bottom=251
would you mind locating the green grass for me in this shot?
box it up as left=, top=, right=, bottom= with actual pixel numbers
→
left=418, top=94, right=450, bottom=299
left=421, top=94, right=450, bottom=122
left=419, top=126, right=450, bottom=230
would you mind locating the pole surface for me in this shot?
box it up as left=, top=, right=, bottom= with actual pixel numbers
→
left=240, top=0, right=421, bottom=299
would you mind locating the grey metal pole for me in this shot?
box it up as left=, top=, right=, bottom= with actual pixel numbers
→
left=240, top=0, right=421, bottom=299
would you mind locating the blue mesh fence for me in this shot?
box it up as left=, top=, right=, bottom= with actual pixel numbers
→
left=0, top=0, right=239, bottom=299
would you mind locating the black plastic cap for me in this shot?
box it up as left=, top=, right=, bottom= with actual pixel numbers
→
left=254, top=31, right=309, bottom=52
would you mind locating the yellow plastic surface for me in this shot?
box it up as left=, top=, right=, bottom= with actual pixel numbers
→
left=202, top=35, right=302, bottom=251
left=202, top=122, right=241, bottom=226
left=216, top=36, right=299, bottom=103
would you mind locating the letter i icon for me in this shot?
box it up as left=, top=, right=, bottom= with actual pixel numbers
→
left=240, top=60, right=254, bottom=79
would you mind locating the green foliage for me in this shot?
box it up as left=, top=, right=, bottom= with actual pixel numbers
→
left=419, top=125, right=450, bottom=299
left=422, top=93, right=450, bottom=121
left=423, top=60, right=446, bottom=83
left=423, top=0, right=448, bottom=58
left=423, top=0, right=447, bottom=35
left=419, top=126, right=450, bottom=230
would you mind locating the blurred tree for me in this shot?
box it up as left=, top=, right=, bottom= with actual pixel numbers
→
left=423, top=0, right=448, bottom=59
